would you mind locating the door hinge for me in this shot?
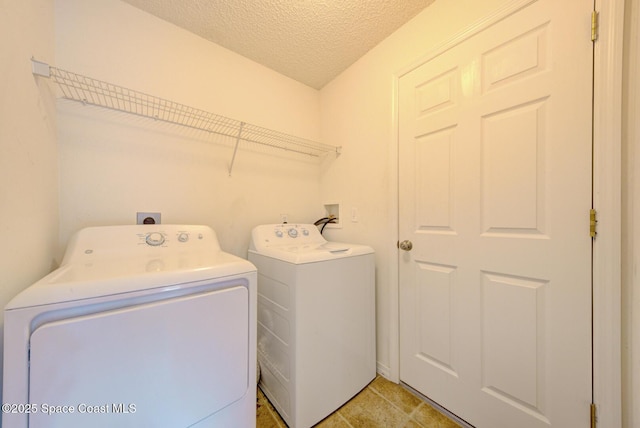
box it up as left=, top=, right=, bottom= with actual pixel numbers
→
left=590, top=209, right=598, bottom=238
left=591, top=402, right=597, bottom=428
left=591, top=10, right=599, bottom=41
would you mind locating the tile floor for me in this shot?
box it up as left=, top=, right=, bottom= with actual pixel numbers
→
left=256, top=375, right=462, bottom=428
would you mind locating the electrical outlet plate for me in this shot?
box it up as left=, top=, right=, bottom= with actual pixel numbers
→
left=136, top=212, right=161, bottom=225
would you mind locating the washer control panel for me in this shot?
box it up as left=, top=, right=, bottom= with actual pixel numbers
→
left=250, top=224, right=324, bottom=250
left=276, top=224, right=313, bottom=240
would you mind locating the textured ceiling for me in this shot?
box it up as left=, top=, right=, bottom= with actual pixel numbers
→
left=121, top=0, right=436, bottom=89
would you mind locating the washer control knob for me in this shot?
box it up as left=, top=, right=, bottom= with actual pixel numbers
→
left=288, top=228, right=298, bottom=238
left=177, top=232, right=189, bottom=243
left=275, top=230, right=283, bottom=238
left=302, top=228, right=309, bottom=236
left=145, top=232, right=165, bottom=246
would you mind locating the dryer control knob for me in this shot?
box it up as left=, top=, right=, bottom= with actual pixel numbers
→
left=145, top=232, right=165, bottom=246
left=177, top=232, right=189, bottom=242
left=288, top=228, right=298, bottom=238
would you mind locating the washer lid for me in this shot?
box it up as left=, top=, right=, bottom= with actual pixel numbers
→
left=249, top=241, right=373, bottom=264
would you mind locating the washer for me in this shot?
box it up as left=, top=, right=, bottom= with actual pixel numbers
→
left=248, top=224, right=375, bottom=428
left=3, top=225, right=256, bottom=428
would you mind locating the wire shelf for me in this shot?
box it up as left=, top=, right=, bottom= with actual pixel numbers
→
left=32, top=60, right=340, bottom=174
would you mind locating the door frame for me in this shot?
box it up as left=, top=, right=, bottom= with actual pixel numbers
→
left=388, top=1, right=624, bottom=426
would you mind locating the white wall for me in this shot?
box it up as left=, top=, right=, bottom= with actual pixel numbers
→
left=319, top=0, right=509, bottom=378
left=54, top=0, right=325, bottom=258
left=0, top=0, right=57, bottom=403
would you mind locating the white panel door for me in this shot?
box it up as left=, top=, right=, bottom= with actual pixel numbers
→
left=398, top=1, right=593, bottom=427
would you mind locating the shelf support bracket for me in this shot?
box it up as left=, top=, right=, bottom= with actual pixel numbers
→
left=228, top=122, right=245, bottom=176
left=31, top=58, right=51, bottom=78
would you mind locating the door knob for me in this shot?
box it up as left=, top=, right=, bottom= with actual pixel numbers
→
left=399, top=240, right=413, bottom=251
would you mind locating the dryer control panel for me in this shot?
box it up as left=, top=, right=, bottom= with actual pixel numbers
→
left=61, top=225, right=222, bottom=264
left=139, top=230, right=203, bottom=247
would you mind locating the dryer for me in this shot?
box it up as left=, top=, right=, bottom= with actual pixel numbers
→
left=248, top=224, right=375, bottom=428
left=3, top=224, right=256, bottom=428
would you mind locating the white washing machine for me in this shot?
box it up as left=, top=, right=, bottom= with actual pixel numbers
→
left=248, top=224, right=375, bottom=428
left=3, top=224, right=256, bottom=428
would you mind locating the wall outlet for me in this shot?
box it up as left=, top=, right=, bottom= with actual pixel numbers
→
left=280, top=214, right=288, bottom=224
left=137, top=212, right=161, bottom=225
